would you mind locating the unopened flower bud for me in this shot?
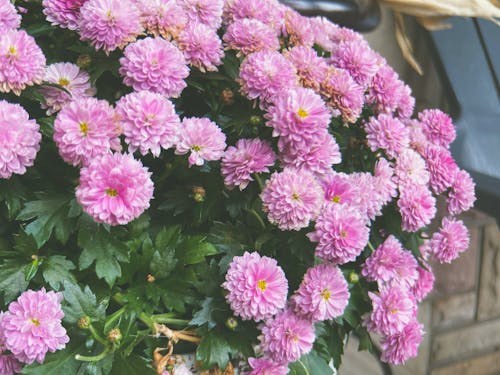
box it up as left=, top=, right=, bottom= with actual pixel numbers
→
left=107, top=328, right=122, bottom=343
left=192, top=186, right=206, bottom=202
left=225, top=317, right=238, bottom=330
left=78, top=316, right=91, bottom=330
left=77, top=54, right=92, bottom=69
left=221, top=88, right=234, bottom=105
left=31, top=254, right=38, bottom=261
left=349, top=271, right=359, bottom=284
left=249, top=115, right=262, bottom=126
left=147, top=274, right=156, bottom=283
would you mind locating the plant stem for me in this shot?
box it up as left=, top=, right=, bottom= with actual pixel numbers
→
left=367, top=241, right=376, bottom=253
left=75, top=348, right=110, bottom=362
left=253, top=173, right=264, bottom=191
left=246, top=208, right=266, bottom=230
left=152, top=314, right=190, bottom=326
left=88, top=324, right=108, bottom=346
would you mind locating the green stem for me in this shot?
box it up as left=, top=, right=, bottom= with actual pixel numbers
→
left=88, top=324, right=108, bottom=346
left=138, top=312, right=155, bottom=329
left=246, top=208, right=266, bottom=230
left=253, top=173, right=264, bottom=192
left=75, top=348, right=110, bottom=362
left=367, top=241, right=376, bottom=253
left=152, top=313, right=190, bottom=326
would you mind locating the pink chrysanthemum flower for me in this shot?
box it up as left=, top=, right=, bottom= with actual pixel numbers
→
left=278, top=131, right=341, bottom=176
left=260, top=309, right=315, bottom=363
left=380, top=320, right=424, bottom=365
left=284, top=46, right=329, bottom=92
left=418, top=109, right=456, bottom=149
left=309, top=203, right=370, bottom=264
left=330, top=26, right=365, bottom=45
left=430, top=217, right=470, bottom=264
left=53, top=97, right=121, bottom=166
left=411, top=263, right=434, bottom=302
left=365, top=114, right=409, bottom=159
left=398, top=185, right=436, bottom=232
left=367, top=64, right=405, bottom=115
left=374, top=158, right=397, bottom=204
left=42, top=0, right=88, bottom=30
left=239, top=50, right=297, bottom=107
left=221, top=138, right=276, bottom=190
left=175, top=117, right=226, bottom=167
left=226, top=0, right=284, bottom=32
left=282, top=9, right=314, bottom=47
left=266, top=87, right=330, bottom=149
left=0, top=0, right=21, bottom=31
left=350, top=172, right=386, bottom=220
left=115, top=91, right=180, bottom=157
left=395, top=148, right=430, bottom=188
left=362, top=235, right=418, bottom=288
left=0, top=289, right=69, bottom=364
left=321, top=173, right=358, bottom=205
left=138, top=0, right=187, bottom=39
left=245, top=357, right=289, bottom=375
left=79, top=0, right=143, bottom=53
left=330, top=40, right=380, bottom=87
left=76, top=153, right=154, bottom=225
left=309, top=16, right=340, bottom=51
left=447, top=169, right=476, bottom=216
left=292, top=263, right=350, bottom=322
left=406, top=119, right=429, bottom=155
left=120, top=37, right=189, bottom=98
left=320, top=67, right=364, bottom=123
left=0, top=352, right=22, bottom=375
left=0, top=30, right=46, bottom=95
left=423, top=146, right=459, bottom=194
left=368, top=285, right=415, bottom=336
left=260, top=168, right=323, bottom=231
left=40, top=62, right=96, bottom=115
left=181, top=0, right=223, bottom=30
left=397, top=84, right=415, bottom=119
left=177, top=22, right=223, bottom=72
left=0, top=101, right=41, bottom=179
left=222, top=251, right=288, bottom=321
left=223, top=18, right=280, bottom=56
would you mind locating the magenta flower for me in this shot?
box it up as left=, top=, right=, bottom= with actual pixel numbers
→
left=0, top=0, right=21, bottom=31
left=224, top=19, right=280, bottom=56
left=76, top=153, right=154, bottom=225
left=309, top=16, right=340, bottom=50
left=397, top=84, right=415, bottom=119
left=284, top=46, right=329, bottom=92
left=0, top=100, right=41, bottom=179
left=120, top=37, right=189, bottom=98
left=181, top=0, right=223, bottom=30
left=380, top=320, right=424, bottom=365
left=407, top=119, right=429, bottom=155
left=283, top=8, right=314, bottom=47
left=40, top=62, right=96, bottom=115
left=374, top=158, right=397, bottom=204
left=79, top=0, right=143, bottom=53
left=260, top=168, right=323, bottom=231
left=365, top=114, right=409, bottom=159
left=42, top=0, right=88, bottom=30
left=53, top=97, right=121, bottom=166
left=395, top=149, right=430, bottom=189
left=292, top=263, right=350, bottom=322
left=321, top=173, right=358, bottom=205
left=423, top=146, right=459, bottom=194
left=418, top=109, right=456, bottom=148
left=308, top=203, right=370, bottom=264
left=397, top=185, right=436, bottom=232
left=0, top=289, right=69, bottom=364
left=138, top=0, right=187, bottom=39
left=447, top=169, right=476, bottom=216
left=221, top=138, right=276, bottom=190
left=245, top=357, right=289, bottom=375
left=349, top=172, right=384, bottom=220
left=430, top=217, right=470, bottom=263
left=116, top=91, right=180, bottom=157
left=0, top=353, right=22, bottom=375
left=260, top=309, right=315, bottom=363
left=0, top=30, right=46, bottom=95
left=367, top=64, right=404, bottom=115
left=411, top=263, right=434, bottom=302
left=175, top=117, right=226, bottom=167
left=227, top=0, right=284, bottom=32
left=222, top=251, right=288, bottom=321
left=331, top=40, right=380, bottom=87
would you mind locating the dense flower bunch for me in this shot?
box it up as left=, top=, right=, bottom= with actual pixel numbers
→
left=0, top=0, right=476, bottom=374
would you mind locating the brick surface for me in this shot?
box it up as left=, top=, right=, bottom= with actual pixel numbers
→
left=477, top=223, right=500, bottom=320
left=430, top=350, right=500, bottom=375
left=432, top=292, right=475, bottom=329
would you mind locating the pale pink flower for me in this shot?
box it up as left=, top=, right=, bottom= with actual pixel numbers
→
left=380, top=320, right=424, bottom=365
left=397, top=84, right=415, bottom=119
left=398, top=185, right=436, bottom=232
left=309, top=16, right=340, bottom=51
left=367, top=64, right=405, bottom=115
left=0, top=353, right=22, bottom=375
left=284, top=46, right=329, bottom=92
left=222, top=251, right=288, bottom=321
left=282, top=8, right=314, bottom=47
left=395, top=149, right=430, bottom=188
left=181, top=0, right=223, bottom=30
left=406, top=119, right=429, bottom=155
left=138, top=0, right=187, bottom=39
left=331, top=40, right=380, bottom=87
left=42, top=0, right=88, bottom=30
left=175, top=117, right=226, bottom=167
left=350, top=172, right=386, bottom=220
left=430, top=217, right=470, bottom=263
left=245, top=357, right=289, bottom=375
left=365, top=114, right=409, bottom=159
left=177, top=22, right=223, bottom=72
left=321, top=173, right=358, bottom=205
left=418, top=109, right=456, bottom=148
left=411, top=264, right=434, bottom=302
left=226, top=0, right=284, bottom=32
left=0, top=0, right=21, bottom=31
left=223, top=18, right=280, bottom=56
left=447, top=169, right=476, bottom=216
left=260, top=168, right=323, bottom=231
left=374, top=158, right=398, bottom=204
left=423, top=146, right=459, bottom=194
left=76, top=153, right=154, bottom=225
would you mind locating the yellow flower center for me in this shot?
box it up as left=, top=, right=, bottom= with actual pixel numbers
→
left=257, top=279, right=267, bottom=292
left=341, top=230, right=347, bottom=238
left=192, top=145, right=201, bottom=152
left=106, top=188, right=118, bottom=197
left=30, top=318, right=40, bottom=326
left=292, top=192, right=300, bottom=200
left=79, top=121, right=89, bottom=136
left=390, top=308, right=398, bottom=314
left=58, top=78, right=70, bottom=86
left=297, top=108, right=308, bottom=118
left=8, top=46, right=17, bottom=56
left=320, top=288, right=331, bottom=301
left=332, top=195, right=341, bottom=203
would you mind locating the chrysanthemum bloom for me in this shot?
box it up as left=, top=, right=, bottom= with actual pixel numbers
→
left=430, top=217, right=470, bottom=264
left=396, top=84, right=415, bottom=119
left=226, top=0, right=284, bottom=32
left=423, top=146, right=459, bottom=194
left=380, top=320, right=424, bottom=365
left=362, top=235, right=418, bottom=288
left=284, top=46, right=329, bottom=92
left=76, top=153, right=154, bottom=225
left=365, top=114, right=409, bottom=159
left=447, top=169, right=476, bottom=216
left=309, top=16, right=341, bottom=51
left=266, top=87, right=330, bottom=149
left=260, top=309, right=315, bottom=363
left=0, top=0, right=21, bottom=31
left=309, top=203, right=370, bottom=264
left=406, top=119, right=429, bottom=155
left=0, top=101, right=41, bottom=179
left=239, top=50, right=297, bottom=107
left=181, top=0, right=223, bottom=30
left=223, top=18, right=280, bottom=56
left=175, top=117, right=226, bottom=167
left=171, top=364, right=193, bottom=375
left=418, top=109, right=456, bottom=149
left=40, top=62, right=96, bottom=115
left=0, top=30, right=46, bottom=95
left=245, top=357, right=289, bottom=375
left=0, top=352, right=22, bottom=375
left=260, top=168, right=323, bottom=231
left=321, top=173, right=358, bottom=205
left=53, top=97, right=121, bottom=166
left=42, top=0, right=88, bottom=30
left=0, top=289, right=69, bottom=364
left=367, top=64, right=405, bottom=115
left=115, top=91, right=180, bottom=157
left=177, top=22, right=223, bottom=72
left=278, top=131, right=341, bottom=176
left=282, top=8, right=314, bottom=47
left=221, top=138, right=276, bottom=190
left=395, top=149, right=430, bottom=189
left=411, top=263, right=434, bottom=302
left=79, top=0, right=143, bottom=53
left=397, top=185, right=436, bottom=232
left=222, top=251, right=288, bottom=321
left=320, top=67, right=364, bottom=123
left=138, top=0, right=187, bottom=39
left=374, top=158, right=397, bottom=204
left=368, top=285, right=415, bottom=336
left=349, top=172, right=385, bottom=220
left=292, top=263, right=350, bottom=322
left=330, top=26, right=365, bottom=46
left=120, top=37, right=189, bottom=98
left=330, top=40, right=380, bottom=87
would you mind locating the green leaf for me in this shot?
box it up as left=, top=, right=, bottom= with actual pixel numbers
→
left=110, top=354, right=156, bottom=375
left=62, top=281, right=106, bottom=324
left=289, top=353, right=333, bottom=375
left=0, top=259, right=29, bottom=302
left=150, top=248, right=177, bottom=279
left=176, top=237, right=218, bottom=265
left=42, top=255, right=77, bottom=290
left=190, top=297, right=217, bottom=328
left=0, top=177, right=27, bottom=219
left=196, top=330, right=231, bottom=370
left=22, top=340, right=87, bottom=374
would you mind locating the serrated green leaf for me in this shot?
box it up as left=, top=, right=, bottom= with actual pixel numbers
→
left=62, top=281, right=106, bottom=324
left=110, top=354, right=156, bottom=375
left=0, top=177, right=27, bottom=219
left=190, top=297, right=217, bottom=328
left=196, top=330, right=231, bottom=370
left=42, top=255, right=77, bottom=290
left=150, top=248, right=177, bottom=279
left=176, top=236, right=218, bottom=265
left=22, top=340, right=87, bottom=374
left=0, top=259, right=29, bottom=302
left=289, top=353, right=333, bottom=375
